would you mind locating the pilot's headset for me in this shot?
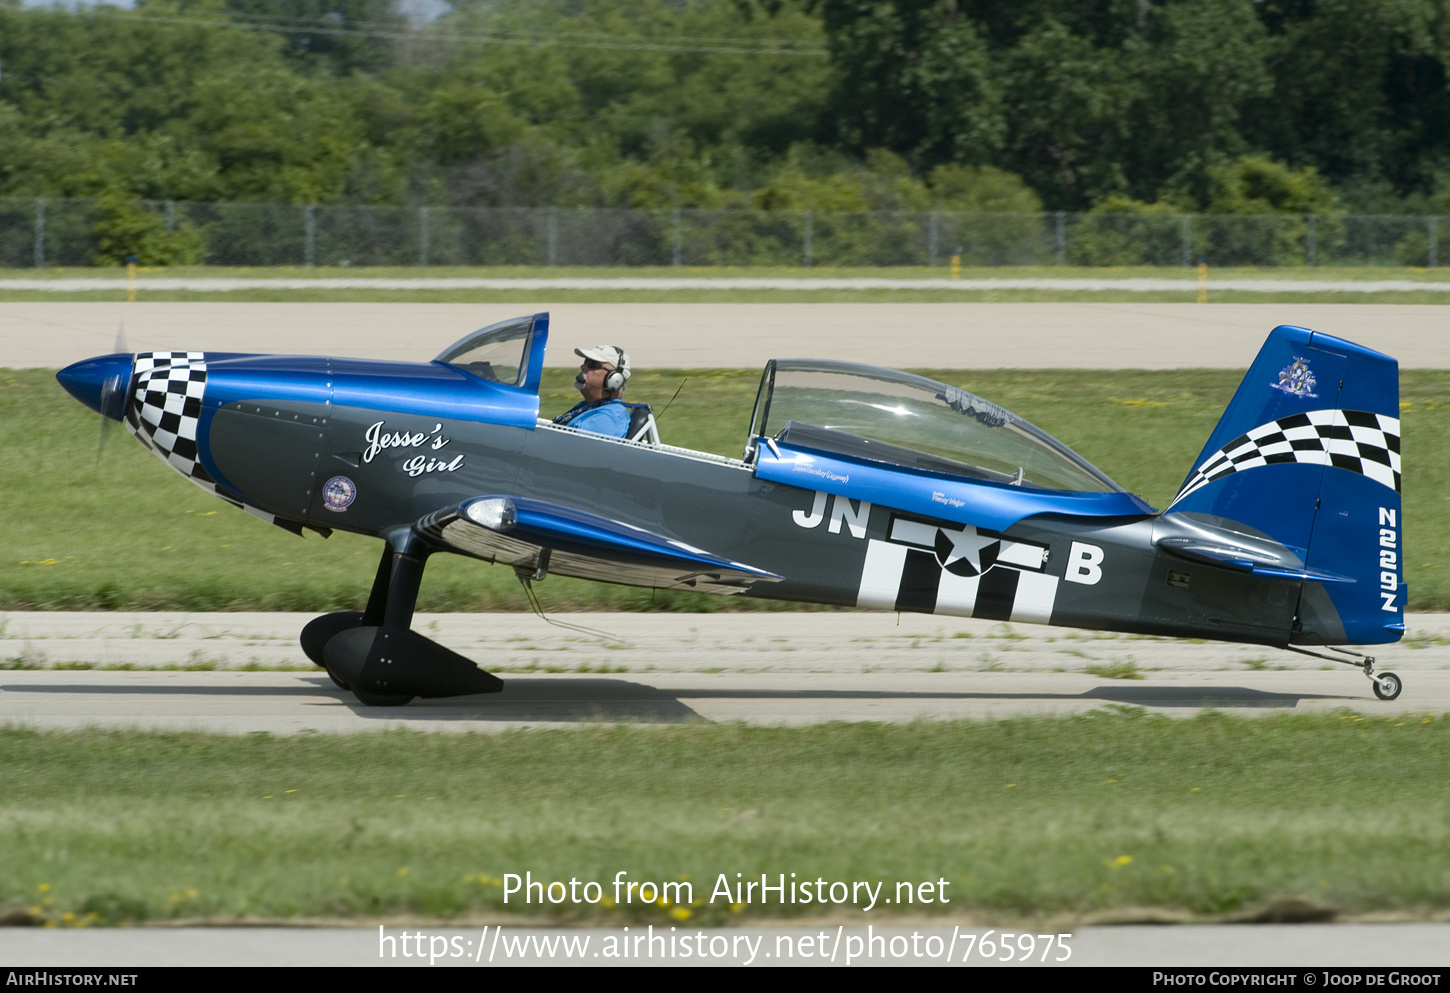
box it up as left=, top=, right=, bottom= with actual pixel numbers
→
left=604, top=347, right=630, bottom=394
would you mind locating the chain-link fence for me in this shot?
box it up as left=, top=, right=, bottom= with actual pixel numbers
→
left=2, top=197, right=1445, bottom=268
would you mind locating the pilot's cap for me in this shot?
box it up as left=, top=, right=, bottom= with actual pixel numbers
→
left=575, top=344, right=627, bottom=370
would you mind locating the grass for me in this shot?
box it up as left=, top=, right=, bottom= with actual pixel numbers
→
left=1084, top=661, right=1145, bottom=680
left=2, top=714, right=1447, bottom=926
left=8, top=365, right=1450, bottom=610
left=13, top=263, right=1450, bottom=280
left=6, top=264, right=1450, bottom=303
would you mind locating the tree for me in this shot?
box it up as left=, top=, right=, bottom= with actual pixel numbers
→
left=926, top=163, right=1042, bottom=212
left=222, top=0, right=409, bottom=75
left=820, top=0, right=1003, bottom=169
left=92, top=190, right=205, bottom=266
left=994, top=1, right=1271, bottom=210
left=1244, top=0, right=1450, bottom=201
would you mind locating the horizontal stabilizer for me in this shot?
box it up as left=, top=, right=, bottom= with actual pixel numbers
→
left=415, top=495, right=781, bottom=595
left=1155, top=537, right=1354, bottom=584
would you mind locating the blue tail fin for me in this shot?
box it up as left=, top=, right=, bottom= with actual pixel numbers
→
left=1168, top=326, right=1402, bottom=645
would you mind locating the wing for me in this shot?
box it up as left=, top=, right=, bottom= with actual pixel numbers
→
left=415, top=496, right=782, bottom=595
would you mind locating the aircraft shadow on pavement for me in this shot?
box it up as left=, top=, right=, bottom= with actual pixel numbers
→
left=1077, top=685, right=1344, bottom=708
left=2, top=682, right=338, bottom=697
left=656, top=685, right=1352, bottom=709
left=0, top=677, right=1361, bottom=725
left=338, top=677, right=709, bottom=723
left=0, top=677, right=709, bottom=724
left=331, top=678, right=1360, bottom=717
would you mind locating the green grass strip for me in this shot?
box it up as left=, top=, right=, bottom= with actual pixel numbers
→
left=12, top=265, right=1450, bottom=281
left=3, top=714, right=1446, bottom=926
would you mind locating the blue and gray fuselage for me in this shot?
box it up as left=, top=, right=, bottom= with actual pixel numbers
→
left=56, top=327, right=1404, bottom=651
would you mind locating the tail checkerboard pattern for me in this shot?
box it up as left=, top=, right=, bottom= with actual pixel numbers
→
left=1173, top=409, right=1400, bottom=504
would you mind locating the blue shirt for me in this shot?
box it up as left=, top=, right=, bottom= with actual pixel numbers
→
left=554, top=399, right=631, bottom=438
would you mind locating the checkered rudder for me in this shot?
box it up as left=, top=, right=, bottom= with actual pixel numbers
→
left=1173, top=409, right=1401, bottom=504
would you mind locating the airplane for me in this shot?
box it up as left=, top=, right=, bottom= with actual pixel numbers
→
left=55, top=314, right=1405, bottom=706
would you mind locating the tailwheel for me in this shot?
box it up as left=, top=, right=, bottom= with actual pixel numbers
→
left=1286, top=647, right=1406, bottom=703
left=1372, top=672, right=1403, bottom=701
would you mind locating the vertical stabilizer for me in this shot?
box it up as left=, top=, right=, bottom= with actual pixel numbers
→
left=1169, top=326, right=1401, bottom=644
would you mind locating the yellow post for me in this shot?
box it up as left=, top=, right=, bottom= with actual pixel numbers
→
left=950, top=251, right=961, bottom=280
left=1196, top=258, right=1207, bottom=304
left=127, top=256, right=137, bottom=303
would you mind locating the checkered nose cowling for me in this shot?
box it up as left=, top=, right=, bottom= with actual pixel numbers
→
left=125, top=351, right=217, bottom=486
left=1173, top=409, right=1401, bottom=504
left=122, top=351, right=307, bottom=536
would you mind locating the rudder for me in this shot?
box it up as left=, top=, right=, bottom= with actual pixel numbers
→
left=1169, top=326, right=1401, bottom=645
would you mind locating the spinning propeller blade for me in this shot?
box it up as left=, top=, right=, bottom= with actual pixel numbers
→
left=96, top=319, right=130, bottom=463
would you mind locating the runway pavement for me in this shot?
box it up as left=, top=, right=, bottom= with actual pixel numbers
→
left=2, top=611, right=1443, bottom=733
left=5, top=301, right=1449, bottom=369
left=7, top=923, right=1450, bottom=967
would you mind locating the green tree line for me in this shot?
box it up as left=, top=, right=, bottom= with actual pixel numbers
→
left=3, top=0, right=1449, bottom=236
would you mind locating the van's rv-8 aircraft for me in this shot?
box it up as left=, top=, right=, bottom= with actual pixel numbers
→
left=56, top=316, right=1406, bottom=706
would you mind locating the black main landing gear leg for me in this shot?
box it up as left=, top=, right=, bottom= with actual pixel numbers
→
left=299, top=545, right=393, bottom=688
left=317, top=531, right=505, bottom=707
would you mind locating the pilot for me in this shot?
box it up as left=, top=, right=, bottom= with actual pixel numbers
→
left=553, top=345, right=632, bottom=438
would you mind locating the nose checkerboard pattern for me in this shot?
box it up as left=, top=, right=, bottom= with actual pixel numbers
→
left=124, top=351, right=303, bottom=535
left=127, top=351, right=211, bottom=482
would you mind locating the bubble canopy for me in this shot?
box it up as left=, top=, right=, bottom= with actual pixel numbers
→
left=749, top=360, right=1120, bottom=494
left=435, top=315, right=538, bottom=388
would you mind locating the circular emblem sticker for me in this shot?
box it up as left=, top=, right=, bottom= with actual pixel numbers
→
left=322, top=476, right=357, bottom=512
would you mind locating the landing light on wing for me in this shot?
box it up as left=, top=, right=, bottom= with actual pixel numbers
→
left=466, top=497, right=517, bottom=531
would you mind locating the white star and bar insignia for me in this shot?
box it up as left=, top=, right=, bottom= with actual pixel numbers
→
left=857, top=516, right=1057, bottom=623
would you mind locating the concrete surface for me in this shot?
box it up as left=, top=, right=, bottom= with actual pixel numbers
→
left=6, top=302, right=1449, bottom=369
left=2, top=612, right=1442, bottom=733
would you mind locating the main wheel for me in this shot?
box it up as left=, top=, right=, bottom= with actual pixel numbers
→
left=325, top=668, right=351, bottom=691
left=1372, top=672, right=1402, bottom=701
left=300, top=611, right=365, bottom=666
left=353, top=687, right=415, bottom=707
